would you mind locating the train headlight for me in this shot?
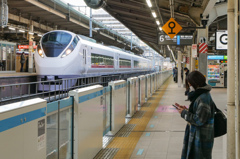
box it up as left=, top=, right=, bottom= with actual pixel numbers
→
left=61, top=48, right=73, bottom=58
left=37, top=46, right=44, bottom=58
left=66, top=49, right=72, bottom=55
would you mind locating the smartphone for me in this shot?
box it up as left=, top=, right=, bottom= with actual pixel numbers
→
left=172, top=104, right=179, bottom=109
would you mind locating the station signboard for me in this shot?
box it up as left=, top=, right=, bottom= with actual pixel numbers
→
left=216, top=30, right=228, bottom=50
left=158, top=34, right=193, bottom=45
left=18, top=45, right=37, bottom=49
left=162, top=18, right=182, bottom=39
left=192, top=44, right=197, bottom=58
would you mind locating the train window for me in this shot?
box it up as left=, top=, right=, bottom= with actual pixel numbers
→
left=134, top=61, right=139, bottom=68
left=91, top=53, right=114, bottom=68
left=42, top=31, right=72, bottom=57
left=73, top=36, right=79, bottom=46
left=119, top=58, right=131, bottom=68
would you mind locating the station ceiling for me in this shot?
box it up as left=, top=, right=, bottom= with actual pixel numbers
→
left=3, top=0, right=143, bottom=54
left=104, top=0, right=211, bottom=56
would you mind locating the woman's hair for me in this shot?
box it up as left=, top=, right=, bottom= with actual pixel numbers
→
left=186, top=71, right=206, bottom=89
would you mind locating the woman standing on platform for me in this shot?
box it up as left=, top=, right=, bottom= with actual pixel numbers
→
left=20, top=52, right=25, bottom=72
left=175, top=71, right=215, bottom=159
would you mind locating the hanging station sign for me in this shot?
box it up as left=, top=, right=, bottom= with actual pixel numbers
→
left=216, top=30, right=228, bottom=50
left=158, top=34, right=193, bottom=45
left=162, top=18, right=182, bottom=39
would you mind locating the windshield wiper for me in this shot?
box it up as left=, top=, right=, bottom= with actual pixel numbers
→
left=54, top=41, right=63, bottom=46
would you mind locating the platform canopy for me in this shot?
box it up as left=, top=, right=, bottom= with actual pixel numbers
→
left=103, top=0, right=227, bottom=56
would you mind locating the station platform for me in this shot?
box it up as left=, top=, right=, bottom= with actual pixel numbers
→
left=0, top=72, right=37, bottom=86
left=96, top=77, right=227, bottom=159
left=0, top=72, right=37, bottom=78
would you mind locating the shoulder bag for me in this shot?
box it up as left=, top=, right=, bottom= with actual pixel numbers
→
left=214, top=104, right=227, bottom=138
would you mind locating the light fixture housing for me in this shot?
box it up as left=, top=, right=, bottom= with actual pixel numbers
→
left=151, top=11, right=157, bottom=18
left=146, top=0, right=152, bottom=7
left=8, top=27, right=15, bottom=30
left=28, top=32, right=34, bottom=35
left=19, top=29, right=25, bottom=33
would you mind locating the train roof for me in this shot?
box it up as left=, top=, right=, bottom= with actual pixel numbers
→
left=78, top=34, right=150, bottom=61
left=41, top=30, right=150, bottom=62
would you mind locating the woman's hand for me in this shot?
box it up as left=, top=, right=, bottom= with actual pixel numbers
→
left=175, top=103, right=188, bottom=114
left=177, top=107, right=185, bottom=114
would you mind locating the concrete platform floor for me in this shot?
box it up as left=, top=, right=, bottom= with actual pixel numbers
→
left=0, top=72, right=37, bottom=78
left=130, top=78, right=227, bottom=159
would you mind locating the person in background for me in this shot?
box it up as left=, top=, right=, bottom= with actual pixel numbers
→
left=173, top=67, right=176, bottom=81
left=26, top=56, right=29, bottom=72
left=184, top=67, right=190, bottom=98
left=181, top=67, right=183, bottom=82
left=20, top=52, right=25, bottom=72
left=173, top=67, right=178, bottom=83
left=175, top=71, right=215, bottom=159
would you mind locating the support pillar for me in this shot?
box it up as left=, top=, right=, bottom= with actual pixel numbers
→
left=89, top=8, right=92, bottom=38
left=28, top=23, right=34, bottom=73
left=177, top=51, right=182, bottom=87
left=190, top=46, right=195, bottom=72
left=236, top=0, right=240, bottom=158
left=227, top=0, right=236, bottom=158
left=186, top=46, right=191, bottom=70
left=53, top=25, right=58, bottom=30
left=197, top=27, right=208, bottom=76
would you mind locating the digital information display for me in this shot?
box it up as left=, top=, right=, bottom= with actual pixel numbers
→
left=207, top=55, right=227, bottom=60
left=158, top=34, right=193, bottom=45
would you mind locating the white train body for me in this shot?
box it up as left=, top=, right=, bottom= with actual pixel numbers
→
left=35, top=30, right=152, bottom=79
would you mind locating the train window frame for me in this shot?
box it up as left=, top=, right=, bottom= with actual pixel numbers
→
left=134, top=60, right=139, bottom=68
left=119, top=58, right=131, bottom=68
left=91, top=53, right=114, bottom=68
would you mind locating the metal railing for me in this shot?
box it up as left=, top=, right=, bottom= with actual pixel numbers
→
left=0, top=71, right=153, bottom=106
left=0, top=76, right=102, bottom=106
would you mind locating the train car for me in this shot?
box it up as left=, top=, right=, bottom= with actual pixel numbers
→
left=35, top=30, right=152, bottom=90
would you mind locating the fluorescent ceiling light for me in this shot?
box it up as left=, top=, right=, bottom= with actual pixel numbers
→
left=159, top=27, right=162, bottom=31
left=8, top=27, right=15, bottom=30
left=28, top=32, right=34, bottom=35
left=19, top=29, right=25, bottom=33
left=38, top=34, right=42, bottom=37
left=152, top=11, right=157, bottom=18
left=156, top=20, right=160, bottom=25
left=146, top=0, right=152, bottom=7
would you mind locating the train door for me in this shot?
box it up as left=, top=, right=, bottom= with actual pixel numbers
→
left=82, top=47, right=87, bottom=73
left=85, top=47, right=89, bottom=73
left=115, top=53, right=119, bottom=72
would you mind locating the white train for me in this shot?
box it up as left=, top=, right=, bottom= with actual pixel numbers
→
left=35, top=30, right=152, bottom=82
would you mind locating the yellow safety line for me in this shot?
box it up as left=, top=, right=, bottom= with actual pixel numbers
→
left=106, top=77, right=171, bottom=159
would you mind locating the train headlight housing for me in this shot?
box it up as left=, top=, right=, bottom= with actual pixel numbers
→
left=61, top=43, right=75, bottom=58
left=37, top=45, right=44, bottom=58
left=61, top=48, right=73, bottom=58
left=66, top=49, right=72, bottom=55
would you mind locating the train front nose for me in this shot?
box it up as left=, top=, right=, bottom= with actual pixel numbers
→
left=40, top=31, right=73, bottom=58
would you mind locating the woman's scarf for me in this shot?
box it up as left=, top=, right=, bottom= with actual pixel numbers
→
left=188, top=84, right=210, bottom=113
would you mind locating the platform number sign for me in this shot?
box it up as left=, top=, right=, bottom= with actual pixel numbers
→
left=216, top=30, right=228, bottom=50
left=162, top=18, right=182, bottom=39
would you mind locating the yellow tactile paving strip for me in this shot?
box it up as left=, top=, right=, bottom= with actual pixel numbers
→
left=107, top=77, right=171, bottom=159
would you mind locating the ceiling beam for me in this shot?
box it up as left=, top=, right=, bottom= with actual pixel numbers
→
left=120, top=16, right=155, bottom=27
left=107, top=0, right=149, bottom=12
left=106, top=6, right=152, bottom=21
left=159, top=8, right=198, bottom=26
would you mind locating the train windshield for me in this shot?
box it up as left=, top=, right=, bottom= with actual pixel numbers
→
left=41, top=32, right=72, bottom=57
